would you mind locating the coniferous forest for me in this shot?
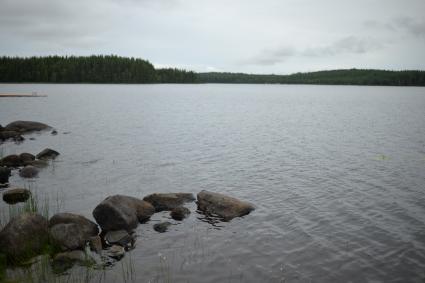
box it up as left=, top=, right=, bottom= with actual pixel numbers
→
left=1, top=55, right=424, bottom=86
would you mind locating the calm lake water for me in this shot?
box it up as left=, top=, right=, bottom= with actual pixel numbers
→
left=0, top=84, right=425, bottom=282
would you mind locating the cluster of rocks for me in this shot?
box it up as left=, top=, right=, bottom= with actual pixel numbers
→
left=0, top=190, right=254, bottom=270
left=0, top=120, right=52, bottom=143
left=0, top=148, right=60, bottom=202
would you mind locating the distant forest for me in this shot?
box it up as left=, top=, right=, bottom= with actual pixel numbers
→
left=0, top=55, right=196, bottom=84
left=1, top=55, right=424, bottom=86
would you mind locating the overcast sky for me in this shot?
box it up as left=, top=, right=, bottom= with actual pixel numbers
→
left=0, top=0, right=424, bottom=74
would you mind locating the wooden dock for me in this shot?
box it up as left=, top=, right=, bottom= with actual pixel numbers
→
left=0, top=93, right=47, bottom=97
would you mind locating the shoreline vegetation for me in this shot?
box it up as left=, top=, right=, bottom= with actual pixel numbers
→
left=0, top=55, right=424, bottom=86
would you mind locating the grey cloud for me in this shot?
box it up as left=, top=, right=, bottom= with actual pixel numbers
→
left=363, top=17, right=425, bottom=37
left=394, top=17, right=425, bottom=37
left=245, top=36, right=384, bottom=66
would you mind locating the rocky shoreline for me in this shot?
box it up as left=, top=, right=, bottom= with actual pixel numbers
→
left=0, top=120, right=255, bottom=274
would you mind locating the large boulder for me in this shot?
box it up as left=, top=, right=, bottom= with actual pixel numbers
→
left=93, top=195, right=155, bottom=232
left=19, top=165, right=39, bottom=178
left=36, top=148, right=60, bottom=160
left=4, top=121, right=50, bottom=133
left=49, top=213, right=99, bottom=251
left=49, top=213, right=99, bottom=236
left=0, top=154, right=23, bottom=167
left=0, top=213, right=49, bottom=262
left=143, top=193, right=195, bottom=212
left=197, top=190, right=255, bottom=221
left=3, top=188, right=31, bottom=204
left=0, top=166, right=11, bottom=184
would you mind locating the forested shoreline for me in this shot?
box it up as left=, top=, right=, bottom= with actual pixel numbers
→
left=1, top=55, right=425, bottom=86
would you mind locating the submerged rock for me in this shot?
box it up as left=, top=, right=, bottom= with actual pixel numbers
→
left=0, top=166, right=11, bottom=184
left=26, top=159, right=49, bottom=168
left=0, top=213, right=49, bottom=262
left=49, top=213, right=99, bottom=251
left=0, top=154, right=23, bottom=167
left=143, top=193, right=195, bottom=212
left=105, top=230, right=133, bottom=246
left=52, top=250, right=94, bottom=273
left=4, top=121, right=50, bottom=133
left=19, top=165, right=39, bottom=178
left=51, top=130, right=58, bottom=135
left=153, top=222, right=172, bottom=233
left=170, top=206, right=191, bottom=221
left=93, top=195, right=155, bottom=232
left=106, top=245, right=125, bottom=260
left=3, top=188, right=31, bottom=204
left=197, top=190, right=255, bottom=221
left=36, top=148, right=60, bottom=160
left=0, top=131, right=24, bottom=142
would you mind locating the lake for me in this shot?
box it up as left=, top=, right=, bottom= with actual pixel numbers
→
left=1, top=84, right=425, bottom=282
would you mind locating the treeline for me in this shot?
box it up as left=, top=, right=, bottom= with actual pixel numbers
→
left=0, top=55, right=197, bottom=83
left=198, top=69, right=425, bottom=86
left=1, top=56, right=424, bottom=86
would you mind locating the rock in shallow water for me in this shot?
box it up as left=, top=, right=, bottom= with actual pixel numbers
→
left=93, top=195, right=155, bottom=232
left=52, top=250, right=95, bottom=273
left=0, top=213, right=49, bottom=262
left=197, top=190, right=255, bottom=221
left=19, top=152, right=35, bottom=165
left=106, top=245, right=125, bottom=260
left=19, top=165, right=39, bottom=178
left=170, top=206, right=191, bottom=221
left=49, top=213, right=99, bottom=251
left=0, top=166, right=11, bottom=184
left=4, top=120, right=50, bottom=133
left=105, top=230, right=133, bottom=246
left=36, top=148, right=60, bottom=160
left=3, top=188, right=31, bottom=204
left=153, top=222, right=172, bottom=233
left=143, top=193, right=195, bottom=212
left=0, top=154, right=23, bottom=167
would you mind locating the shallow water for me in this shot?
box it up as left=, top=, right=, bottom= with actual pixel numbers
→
left=0, top=84, right=425, bottom=282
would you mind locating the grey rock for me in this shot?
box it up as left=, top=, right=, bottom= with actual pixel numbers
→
left=0, top=131, right=24, bottom=142
left=197, top=190, right=255, bottom=221
left=49, top=213, right=99, bottom=251
left=50, top=223, right=88, bottom=251
left=19, top=165, right=39, bottom=178
left=0, top=154, right=23, bottom=167
left=143, top=193, right=195, bottom=212
left=49, top=213, right=99, bottom=236
left=153, top=222, right=172, bottom=233
left=26, top=159, right=49, bottom=168
left=93, top=195, right=155, bottom=232
left=36, top=148, right=60, bottom=160
left=89, top=236, right=102, bottom=253
left=52, top=250, right=94, bottom=273
left=105, top=230, right=133, bottom=246
left=170, top=206, right=191, bottom=221
left=106, top=245, right=125, bottom=260
left=0, top=166, right=11, bottom=184
left=3, top=188, right=31, bottom=204
left=19, top=153, right=35, bottom=165
left=4, top=121, right=50, bottom=133
left=0, top=213, right=49, bottom=262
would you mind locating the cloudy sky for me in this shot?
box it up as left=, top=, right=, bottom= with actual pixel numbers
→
left=0, top=0, right=424, bottom=74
